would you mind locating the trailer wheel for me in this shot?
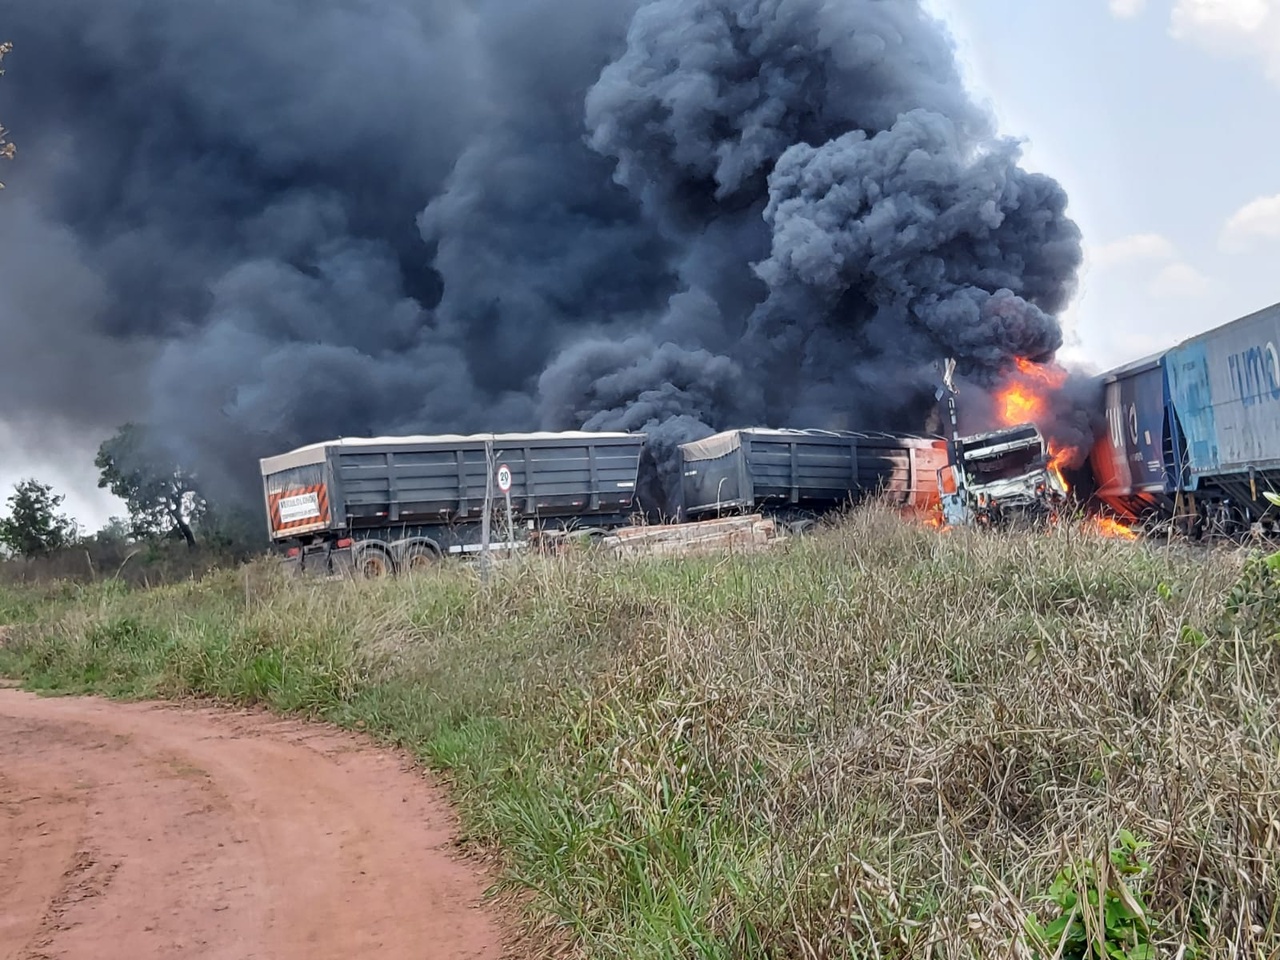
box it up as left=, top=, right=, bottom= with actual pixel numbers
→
left=785, top=518, right=817, bottom=536
left=352, top=543, right=393, bottom=579
left=400, top=543, right=440, bottom=573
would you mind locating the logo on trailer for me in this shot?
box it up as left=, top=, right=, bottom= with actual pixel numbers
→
left=1106, top=384, right=1125, bottom=451
left=270, top=485, right=330, bottom=533
left=496, top=464, right=513, bottom=494
left=278, top=492, right=322, bottom=523
left=1227, top=339, right=1280, bottom=407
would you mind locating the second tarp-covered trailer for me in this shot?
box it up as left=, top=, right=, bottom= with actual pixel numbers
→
left=678, top=428, right=949, bottom=521
left=260, top=431, right=646, bottom=573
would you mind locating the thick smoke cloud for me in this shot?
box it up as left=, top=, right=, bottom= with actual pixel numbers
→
left=0, top=0, right=1084, bottom=512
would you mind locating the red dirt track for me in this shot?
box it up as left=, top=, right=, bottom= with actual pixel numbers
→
left=0, top=689, right=505, bottom=959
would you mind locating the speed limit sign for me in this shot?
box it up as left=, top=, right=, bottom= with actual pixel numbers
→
left=496, top=463, right=512, bottom=493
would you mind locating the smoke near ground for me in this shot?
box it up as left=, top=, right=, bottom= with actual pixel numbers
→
left=0, top=0, right=1085, bottom=512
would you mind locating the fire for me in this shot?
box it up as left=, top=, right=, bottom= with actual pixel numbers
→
left=1013, top=356, right=1068, bottom=386
left=997, top=357, right=1069, bottom=428
left=1048, top=444, right=1076, bottom=492
left=996, top=357, right=1075, bottom=492
left=1000, top=382, right=1046, bottom=425
left=911, top=504, right=951, bottom=532
left=1092, top=516, right=1138, bottom=540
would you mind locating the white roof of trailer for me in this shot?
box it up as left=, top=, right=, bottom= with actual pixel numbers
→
left=680, top=428, right=837, bottom=462
left=1097, top=351, right=1165, bottom=381
left=260, top=431, right=637, bottom=476
left=1175, top=298, right=1280, bottom=348
left=679, top=427, right=936, bottom=463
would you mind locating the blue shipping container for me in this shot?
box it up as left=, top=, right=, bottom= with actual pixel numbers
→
left=1164, top=340, right=1218, bottom=484
left=1167, top=302, right=1280, bottom=481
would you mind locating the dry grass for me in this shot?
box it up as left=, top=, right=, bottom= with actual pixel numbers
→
left=2, top=502, right=1277, bottom=958
left=0, top=538, right=253, bottom=589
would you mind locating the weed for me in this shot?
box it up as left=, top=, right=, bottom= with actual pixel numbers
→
left=1026, top=830, right=1158, bottom=960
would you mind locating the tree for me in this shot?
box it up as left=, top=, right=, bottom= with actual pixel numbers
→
left=91, top=516, right=135, bottom=547
left=0, top=42, right=15, bottom=188
left=0, top=479, right=75, bottom=558
left=197, top=501, right=268, bottom=556
left=95, top=424, right=206, bottom=549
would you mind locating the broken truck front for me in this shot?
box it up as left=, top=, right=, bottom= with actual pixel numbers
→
left=939, top=422, right=1068, bottom=527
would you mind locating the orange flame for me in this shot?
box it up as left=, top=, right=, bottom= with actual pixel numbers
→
left=1048, top=444, right=1076, bottom=492
left=1000, top=382, right=1046, bottom=425
left=996, top=358, right=1075, bottom=492
left=924, top=514, right=952, bottom=534
left=1092, top=516, right=1138, bottom=540
left=996, top=358, right=1069, bottom=428
left=1013, top=356, right=1068, bottom=386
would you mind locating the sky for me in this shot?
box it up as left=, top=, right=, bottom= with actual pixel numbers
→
left=934, top=0, right=1280, bottom=367
left=3, top=0, right=1279, bottom=531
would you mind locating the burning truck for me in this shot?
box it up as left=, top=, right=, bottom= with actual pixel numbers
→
left=937, top=423, right=1069, bottom=527
left=934, top=359, right=1071, bottom=528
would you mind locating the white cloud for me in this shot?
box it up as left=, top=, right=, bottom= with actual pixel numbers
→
left=1090, top=232, right=1178, bottom=269
left=1110, top=0, right=1149, bottom=18
left=1172, top=0, right=1271, bottom=36
left=1221, top=193, right=1280, bottom=250
left=1170, top=0, right=1280, bottom=81
left=1085, top=232, right=1211, bottom=301
left=1150, top=261, right=1212, bottom=297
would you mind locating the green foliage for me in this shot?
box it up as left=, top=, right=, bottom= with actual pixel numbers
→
left=1222, top=548, right=1280, bottom=641
left=195, top=501, right=268, bottom=556
left=1026, top=830, right=1158, bottom=960
left=90, top=516, right=135, bottom=547
left=0, top=478, right=76, bottom=558
left=95, top=423, right=206, bottom=549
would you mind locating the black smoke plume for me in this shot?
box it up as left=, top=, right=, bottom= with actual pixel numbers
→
left=0, top=0, right=1084, bottom=513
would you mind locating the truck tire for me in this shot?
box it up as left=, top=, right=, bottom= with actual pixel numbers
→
left=352, top=542, right=394, bottom=579
left=399, top=541, right=441, bottom=573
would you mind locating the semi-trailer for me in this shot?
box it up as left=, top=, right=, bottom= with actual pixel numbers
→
left=260, top=418, right=1075, bottom=575
left=678, top=428, right=950, bottom=528
left=261, top=426, right=980, bottom=573
left=259, top=431, right=645, bottom=576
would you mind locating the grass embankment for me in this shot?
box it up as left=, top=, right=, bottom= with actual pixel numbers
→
left=2, top=505, right=1278, bottom=959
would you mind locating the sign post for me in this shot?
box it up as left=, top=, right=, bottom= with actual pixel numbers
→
left=496, top=463, right=515, bottom=557
left=481, top=440, right=495, bottom=581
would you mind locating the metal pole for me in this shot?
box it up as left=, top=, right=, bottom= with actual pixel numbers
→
left=937, top=357, right=971, bottom=526
left=481, top=438, right=494, bottom=581
left=942, top=358, right=964, bottom=490
left=504, top=487, right=514, bottom=558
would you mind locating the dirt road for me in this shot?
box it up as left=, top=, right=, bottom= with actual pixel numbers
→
left=0, top=689, right=505, bottom=960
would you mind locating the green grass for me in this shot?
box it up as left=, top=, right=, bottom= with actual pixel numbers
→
left=2, top=503, right=1278, bottom=959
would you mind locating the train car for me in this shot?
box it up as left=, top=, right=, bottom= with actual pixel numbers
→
left=1088, top=352, right=1184, bottom=523
left=260, top=431, right=646, bottom=575
left=678, top=428, right=949, bottom=522
left=1087, top=299, right=1280, bottom=535
left=1165, top=301, right=1280, bottom=527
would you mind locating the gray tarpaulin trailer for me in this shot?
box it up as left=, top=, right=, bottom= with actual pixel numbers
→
left=259, top=431, right=645, bottom=575
left=678, top=428, right=950, bottom=522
